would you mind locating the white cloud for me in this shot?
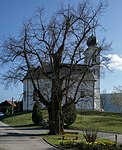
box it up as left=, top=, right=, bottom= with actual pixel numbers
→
left=107, top=54, right=122, bottom=71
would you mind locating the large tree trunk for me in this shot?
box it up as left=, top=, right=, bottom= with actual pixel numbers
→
left=47, top=51, right=64, bottom=135
left=47, top=101, right=64, bottom=135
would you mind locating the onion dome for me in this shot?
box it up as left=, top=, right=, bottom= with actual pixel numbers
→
left=87, top=35, right=98, bottom=47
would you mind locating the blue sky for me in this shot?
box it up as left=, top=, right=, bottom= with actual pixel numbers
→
left=0, top=0, right=122, bottom=102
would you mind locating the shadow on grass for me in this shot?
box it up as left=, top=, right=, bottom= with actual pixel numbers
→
left=12, top=124, right=49, bottom=131
left=12, top=123, right=37, bottom=128
left=0, top=131, right=49, bottom=137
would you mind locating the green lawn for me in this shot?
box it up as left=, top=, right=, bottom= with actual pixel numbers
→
left=1, top=110, right=122, bottom=133
left=1, top=112, right=33, bottom=127
left=69, top=111, right=122, bottom=133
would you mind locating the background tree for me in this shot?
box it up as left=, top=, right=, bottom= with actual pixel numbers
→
left=112, top=85, right=122, bottom=112
left=0, top=1, right=110, bottom=134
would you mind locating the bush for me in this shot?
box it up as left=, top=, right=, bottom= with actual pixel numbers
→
left=2, top=107, right=12, bottom=115
left=32, top=100, right=43, bottom=125
left=83, top=125, right=98, bottom=145
left=63, top=102, right=77, bottom=126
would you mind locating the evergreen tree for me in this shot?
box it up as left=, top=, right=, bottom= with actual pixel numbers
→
left=63, top=103, right=77, bottom=126
left=32, top=100, right=43, bottom=125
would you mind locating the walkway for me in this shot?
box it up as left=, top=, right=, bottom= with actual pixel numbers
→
left=0, top=121, right=58, bottom=150
left=98, top=132, right=122, bottom=144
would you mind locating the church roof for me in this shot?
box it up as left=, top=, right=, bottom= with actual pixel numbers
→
left=23, top=63, right=95, bottom=81
left=1, top=100, right=16, bottom=107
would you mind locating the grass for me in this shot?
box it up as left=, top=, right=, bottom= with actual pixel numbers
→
left=43, top=133, right=84, bottom=146
left=1, top=110, right=122, bottom=133
left=1, top=110, right=48, bottom=127
left=69, top=111, right=122, bottom=133
left=1, top=112, right=33, bottom=127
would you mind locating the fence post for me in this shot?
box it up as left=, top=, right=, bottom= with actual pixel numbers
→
left=115, top=134, right=117, bottom=145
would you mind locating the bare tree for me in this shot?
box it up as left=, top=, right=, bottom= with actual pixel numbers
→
left=0, top=1, right=110, bottom=134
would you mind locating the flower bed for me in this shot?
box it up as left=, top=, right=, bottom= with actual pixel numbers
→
left=59, top=139, right=122, bottom=150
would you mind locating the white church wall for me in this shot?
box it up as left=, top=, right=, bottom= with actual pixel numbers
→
left=23, top=79, right=34, bottom=111
left=75, top=81, right=94, bottom=110
left=23, top=78, right=52, bottom=111
left=23, top=75, right=95, bottom=111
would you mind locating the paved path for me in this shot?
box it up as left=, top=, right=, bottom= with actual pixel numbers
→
left=98, top=132, right=122, bottom=144
left=0, top=121, right=58, bottom=150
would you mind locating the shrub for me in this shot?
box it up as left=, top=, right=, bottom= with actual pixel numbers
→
left=83, top=125, right=98, bottom=145
left=63, top=102, right=77, bottom=126
left=32, top=100, right=43, bottom=125
left=2, top=107, right=12, bottom=115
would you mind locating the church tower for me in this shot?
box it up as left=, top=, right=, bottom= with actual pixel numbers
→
left=84, top=35, right=100, bottom=110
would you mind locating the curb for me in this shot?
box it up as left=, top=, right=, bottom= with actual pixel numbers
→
left=43, top=138, right=65, bottom=150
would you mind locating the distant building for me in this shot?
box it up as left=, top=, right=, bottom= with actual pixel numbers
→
left=22, top=35, right=101, bottom=111
left=1, top=100, right=16, bottom=107
left=0, top=100, right=16, bottom=114
left=100, top=93, right=122, bottom=112
left=0, top=100, right=22, bottom=113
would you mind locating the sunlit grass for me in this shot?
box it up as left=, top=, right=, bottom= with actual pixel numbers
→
left=2, top=112, right=33, bottom=127
left=43, top=133, right=84, bottom=145
left=69, top=111, right=122, bottom=133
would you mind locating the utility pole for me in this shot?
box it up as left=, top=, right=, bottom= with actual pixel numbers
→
left=12, top=97, right=14, bottom=120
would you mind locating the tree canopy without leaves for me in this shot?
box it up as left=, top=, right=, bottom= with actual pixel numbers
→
left=0, top=1, right=110, bottom=134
